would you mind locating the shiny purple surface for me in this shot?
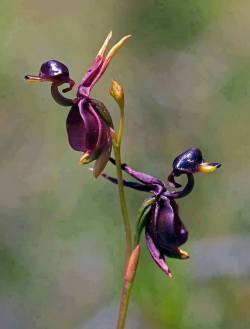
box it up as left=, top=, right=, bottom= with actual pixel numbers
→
left=39, top=60, right=70, bottom=82
left=66, top=100, right=111, bottom=162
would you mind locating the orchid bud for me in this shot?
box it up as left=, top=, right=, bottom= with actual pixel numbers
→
left=110, top=80, right=124, bottom=108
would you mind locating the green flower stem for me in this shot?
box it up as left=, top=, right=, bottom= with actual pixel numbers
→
left=115, top=196, right=156, bottom=329
left=117, top=102, right=124, bottom=147
left=114, top=197, right=156, bottom=329
left=110, top=82, right=145, bottom=329
left=112, top=142, right=132, bottom=261
left=115, top=280, right=133, bottom=329
left=111, top=97, right=135, bottom=329
left=112, top=140, right=134, bottom=329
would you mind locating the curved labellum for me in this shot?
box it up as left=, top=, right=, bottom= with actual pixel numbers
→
left=66, top=100, right=111, bottom=177
left=145, top=196, right=189, bottom=277
left=155, top=197, right=188, bottom=248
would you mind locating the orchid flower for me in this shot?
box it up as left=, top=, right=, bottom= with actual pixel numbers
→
left=103, top=148, right=221, bottom=277
left=25, top=32, right=130, bottom=177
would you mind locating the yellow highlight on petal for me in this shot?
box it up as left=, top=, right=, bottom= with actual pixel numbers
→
left=79, top=152, right=90, bottom=165
left=198, top=163, right=218, bottom=174
left=25, top=75, right=43, bottom=83
left=178, top=248, right=190, bottom=259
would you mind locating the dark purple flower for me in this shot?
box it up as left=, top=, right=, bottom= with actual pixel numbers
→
left=103, top=148, right=221, bottom=277
left=25, top=32, right=130, bottom=177
left=145, top=196, right=189, bottom=278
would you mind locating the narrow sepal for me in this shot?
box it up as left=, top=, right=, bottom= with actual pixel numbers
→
left=101, top=172, right=151, bottom=192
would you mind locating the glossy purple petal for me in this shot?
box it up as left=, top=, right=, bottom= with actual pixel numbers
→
left=66, top=105, right=86, bottom=151
left=145, top=196, right=188, bottom=271
left=156, top=196, right=188, bottom=249
left=39, top=60, right=70, bottom=82
left=145, top=232, right=172, bottom=278
left=66, top=100, right=111, bottom=165
left=79, top=101, right=103, bottom=157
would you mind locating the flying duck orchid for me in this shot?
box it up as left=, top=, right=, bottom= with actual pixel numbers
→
left=25, top=32, right=130, bottom=177
left=103, top=148, right=221, bottom=277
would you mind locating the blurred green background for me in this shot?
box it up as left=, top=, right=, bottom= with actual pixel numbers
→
left=1, top=0, right=250, bottom=328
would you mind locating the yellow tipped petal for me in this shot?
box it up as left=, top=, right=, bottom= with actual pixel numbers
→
left=97, top=31, right=113, bottom=56
left=110, top=80, right=124, bottom=108
left=25, top=75, right=44, bottom=83
left=79, top=151, right=90, bottom=165
left=198, top=162, right=220, bottom=174
left=106, top=34, right=131, bottom=59
left=178, top=248, right=190, bottom=259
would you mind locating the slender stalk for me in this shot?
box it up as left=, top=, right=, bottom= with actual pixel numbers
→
left=115, top=274, right=134, bottom=329
left=110, top=80, right=136, bottom=329
left=112, top=143, right=132, bottom=260
left=112, top=138, right=134, bottom=329
left=115, top=245, right=140, bottom=329
left=117, top=102, right=124, bottom=147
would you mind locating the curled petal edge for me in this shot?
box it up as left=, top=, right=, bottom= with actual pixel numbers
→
left=145, top=232, right=172, bottom=278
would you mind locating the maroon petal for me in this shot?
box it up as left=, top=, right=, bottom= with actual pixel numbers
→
left=145, top=232, right=172, bottom=278
left=66, top=100, right=111, bottom=168
left=79, top=101, right=101, bottom=157
left=156, top=196, right=188, bottom=249
left=66, top=99, right=104, bottom=154
left=66, top=105, right=86, bottom=151
left=77, top=56, right=104, bottom=97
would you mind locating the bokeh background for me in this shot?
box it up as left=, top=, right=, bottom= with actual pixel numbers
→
left=1, top=0, right=250, bottom=328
